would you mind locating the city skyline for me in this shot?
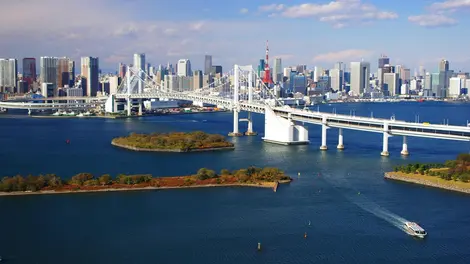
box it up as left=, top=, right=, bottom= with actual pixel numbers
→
left=0, top=0, right=469, bottom=72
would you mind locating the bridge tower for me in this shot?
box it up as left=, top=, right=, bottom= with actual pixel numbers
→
left=228, top=64, right=243, bottom=137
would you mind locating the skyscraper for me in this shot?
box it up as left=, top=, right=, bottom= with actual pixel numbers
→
left=193, top=70, right=203, bottom=90
left=57, top=57, right=74, bottom=87
left=40, top=57, right=58, bottom=89
left=204, top=55, right=212, bottom=75
left=0, top=58, right=18, bottom=93
left=439, top=59, right=449, bottom=72
left=118, top=63, right=127, bottom=79
left=378, top=55, right=390, bottom=69
left=350, top=61, right=370, bottom=95
left=272, top=58, right=282, bottom=83
left=81, top=57, right=99, bottom=96
left=68, top=60, right=75, bottom=86
left=177, top=59, right=191, bottom=77
left=133, top=53, right=145, bottom=72
left=22, top=58, right=36, bottom=86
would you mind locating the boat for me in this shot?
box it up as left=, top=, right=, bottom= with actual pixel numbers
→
left=52, top=111, right=60, bottom=116
left=77, top=113, right=84, bottom=117
left=403, top=222, right=427, bottom=238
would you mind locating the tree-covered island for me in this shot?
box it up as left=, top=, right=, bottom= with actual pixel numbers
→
left=0, top=166, right=292, bottom=195
left=385, top=153, right=470, bottom=194
left=111, top=131, right=235, bottom=152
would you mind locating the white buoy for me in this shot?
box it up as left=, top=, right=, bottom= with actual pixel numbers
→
left=257, top=242, right=261, bottom=251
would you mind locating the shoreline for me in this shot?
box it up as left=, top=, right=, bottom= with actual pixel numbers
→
left=29, top=110, right=229, bottom=119
left=0, top=181, right=286, bottom=197
left=111, top=141, right=235, bottom=152
left=384, top=172, right=470, bottom=194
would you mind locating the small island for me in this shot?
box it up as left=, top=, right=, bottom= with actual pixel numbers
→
left=112, top=131, right=235, bottom=152
left=385, top=153, right=470, bottom=194
left=0, top=166, right=292, bottom=196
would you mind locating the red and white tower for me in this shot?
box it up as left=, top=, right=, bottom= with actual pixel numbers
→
left=262, top=40, right=273, bottom=85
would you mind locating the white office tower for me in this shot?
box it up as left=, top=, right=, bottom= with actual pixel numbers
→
left=313, top=66, right=323, bottom=82
left=273, top=58, right=282, bottom=83
left=0, top=58, right=18, bottom=92
left=448, top=77, right=461, bottom=97
left=330, top=69, right=341, bottom=91
left=283, top=67, right=291, bottom=78
left=400, top=83, right=409, bottom=95
left=109, top=76, right=119, bottom=94
left=177, top=59, right=191, bottom=77
left=41, top=82, right=54, bottom=97
left=383, top=72, right=399, bottom=96
left=350, top=62, right=370, bottom=96
left=133, top=53, right=145, bottom=72
left=410, top=79, right=418, bottom=91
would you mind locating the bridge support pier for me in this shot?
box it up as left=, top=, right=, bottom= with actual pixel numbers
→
left=228, top=110, right=243, bottom=137
left=245, top=112, right=257, bottom=136
left=126, top=99, right=131, bottom=116
left=320, top=124, right=328, bottom=150
left=381, top=132, right=390, bottom=156
left=381, top=122, right=391, bottom=156
left=138, top=99, right=143, bottom=116
left=401, top=136, right=409, bottom=156
left=337, top=128, right=344, bottom=150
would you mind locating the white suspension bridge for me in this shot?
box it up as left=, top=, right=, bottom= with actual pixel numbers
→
left=1, top=64, right=469, bottom=156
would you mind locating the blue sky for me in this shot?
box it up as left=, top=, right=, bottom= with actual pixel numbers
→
left=1, top=0, right=469, bottom=73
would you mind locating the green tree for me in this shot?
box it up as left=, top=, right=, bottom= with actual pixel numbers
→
left=99, top=174, right=112, bottom=185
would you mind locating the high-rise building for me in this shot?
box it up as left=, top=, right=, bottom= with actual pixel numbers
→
left=439, top=59, right=449, bottom=72
left=211, top=65, right=222, bottom=76
left=118, top=63, right=127, bottom=79
left=448, top=77, right=461, bottom=97
left=57, top=57, right=74, bottom=88
left=109, top=76, right=119, bottom=94
left=0, top=58, right=18, bottom=93
left=400, top=68, right=411, bottom=84
left=68, top=60, right=75, bottom=86
left=273, top=58, right=282, bottom=83
left=40, top=57, right=58, bottom=90
left=378, top=55, right=390, bottom=69
left=22, top=58, right=36, bottom=86
left=193, top=70, right=203, bottom=90
left=350, top=62, right=370, bottom=95
left=313, top=66, right=323, bottom=82
left=383, top=72, right=399, bottom=96
left=204, top=55, right=212, bottom=75
left=81, top=57, right=99, bottom=96
left=177, top=59, right=191, bottom=77
left=133, top=53, right=145, bottom=72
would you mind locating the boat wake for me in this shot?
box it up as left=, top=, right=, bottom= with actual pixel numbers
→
left=322, top=172, right=409, bottom=233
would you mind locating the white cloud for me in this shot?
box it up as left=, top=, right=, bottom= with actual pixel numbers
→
left=430, top=0, right=470, bottom=10
left=313, top=49, right=374, bottom=63
left=259, top=0, right=397, bottom=28
left=408, top=14, right=457, bottom=27
left=240, top=8, right=249, bottom=14
left=259, top=4, right=286, bottom=12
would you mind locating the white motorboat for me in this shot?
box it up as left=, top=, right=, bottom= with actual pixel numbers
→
left=404, top=222, right=427, bottom=238
left=77, top=113, right=84, bottom=117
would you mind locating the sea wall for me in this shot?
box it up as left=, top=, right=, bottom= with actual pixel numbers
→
left=384, top=172, right=470, bottom=194
left=111, top=141, right=235, bottom=152
left=0, top=182, right=282, bottom=197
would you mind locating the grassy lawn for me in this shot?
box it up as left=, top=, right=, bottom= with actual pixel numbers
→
left=393, top=172, right=470, bottom=190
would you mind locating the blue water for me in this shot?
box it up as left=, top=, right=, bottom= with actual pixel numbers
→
left=1, top=102, right=470, bottom=263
